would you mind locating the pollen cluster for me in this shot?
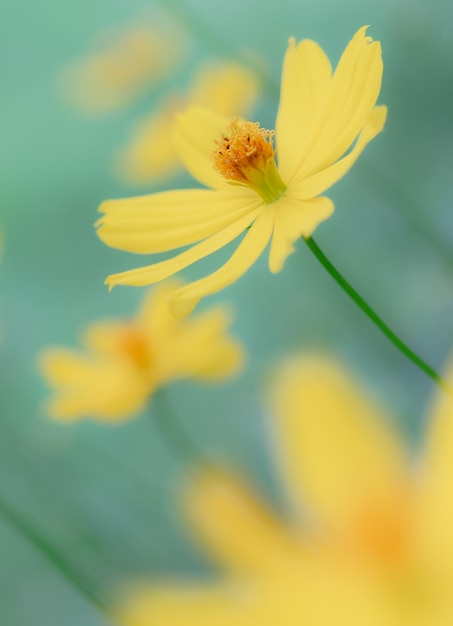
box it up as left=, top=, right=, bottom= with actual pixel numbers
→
left=211, top=118, right=275, bottom=184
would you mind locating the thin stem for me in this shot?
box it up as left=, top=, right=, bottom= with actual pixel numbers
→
left=304, top=237, right=452, bottom=394
left=151, top=0, right=279, bottom=97
left=357, top=160, right=453, bottom=271
left=152, top=390, right=211, bottom=466
left=0, top=494, right=111, bottom=618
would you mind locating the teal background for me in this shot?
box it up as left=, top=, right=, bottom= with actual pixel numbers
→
left=1, top=0, right=453, bottom=623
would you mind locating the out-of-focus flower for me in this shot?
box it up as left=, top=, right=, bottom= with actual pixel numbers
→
left=61, top=23, right=184, bottom=113
left=116, top=62, right=260, bottom=185
left=38, top=282, right=243, bottom=422
left=97, top=27, right=386, bottom=316
left=117, top=355, right=453, bottom=625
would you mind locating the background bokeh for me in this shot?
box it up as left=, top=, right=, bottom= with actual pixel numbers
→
left=1, top=0, right=453, bottom=624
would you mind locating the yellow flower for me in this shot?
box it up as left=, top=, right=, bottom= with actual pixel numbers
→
left=38, top=282, right=244, bottom=422
left=97, top=27, right=387, bottom=316
left=61, top=23, right=184, bottom=113
left=117, top=355, right=453, bottom=625
left=116, top=62, right=260, bottom=185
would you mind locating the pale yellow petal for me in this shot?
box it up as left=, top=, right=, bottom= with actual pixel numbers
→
left=118, top=574, right=389, bottom=626
left=38, top=349, right=150, bottom=422
left=413, top=359, right=453, bottom=575
left=104, top=207, right=262, bottom=288
left=269, top=355, right=409, bottom=531
left=116, top=62, right=259, bottom=187
left=184, top=469, right=303, bottom=574
left=61, top=25, right=183, bottom=114
left=118, top=583, right=261, bottom=626
left=276, top=37, right=332, bottom=183
left=136, top=282, right=182, bottom=347
left=136, top=284, right=244, bottom=383
left=268, top=195, right=334, bottom=273
left=292, top=106, right=387, bottom=197
left=115, top=101, right=181, bottom=185
left=289, top=26, right=383, bottom=182
left=159, top=307, right=245, bottom=382
left=170, top=209, right=274, bottom=316
left=82, top=320, right=129, bottom=356
left=188, top=62, right=260, bottom=118
left=173, top=107, right=232, bottom=190
left=97, top=187, right=258, bottom=254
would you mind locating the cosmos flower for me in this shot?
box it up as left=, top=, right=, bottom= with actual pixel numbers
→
left=61, top=23, right=184, bottom=113
left=97, top=27, right=386, bottom=316
left=38, top=282, right=243, bottom=422
left=117, top=355, right=453, bottom=626
left=116, top=61, right=260, bottom=185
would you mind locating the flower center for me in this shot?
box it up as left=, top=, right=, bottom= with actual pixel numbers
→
left=347, top=492, right=412, bottom=568
left=118, top=324, right=151, bottom=370
left=211, top=118, right=286, bottom=203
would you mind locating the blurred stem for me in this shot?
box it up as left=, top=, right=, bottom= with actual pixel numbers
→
left=150, top=0, right=279, bottom=97
left=152, top=390, right=211, bottom=466
left=304, top=237, right=453, bottom=394
left=0, top=495, right=111, bottom=618
left=357, top=160, right=453, bottom=270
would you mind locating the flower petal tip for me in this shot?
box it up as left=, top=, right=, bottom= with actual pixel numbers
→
left=104, top=278, right=116, bottom=293
left=170, top=294, right=200, bottom=318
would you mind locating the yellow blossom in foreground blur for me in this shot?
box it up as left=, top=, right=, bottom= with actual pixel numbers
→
left=61, top=23, right=184, bottom=113
left=97, top=27, right=386, bottom=316
left=38, top=282, right=243, bottom=422
left=118, top=355, right=453, bottom=625
left=116, top=62, right=260, bottom=185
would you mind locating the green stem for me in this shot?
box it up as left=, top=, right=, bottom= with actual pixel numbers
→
left=151, top=0, right=279, bottom=97
left=357, top=160, right=453, bottom=271
left=0, top=495, right=111, bottom=618
left=304, top=237, right=452, bottom=394
left=152, top=390, right=210, bottom=465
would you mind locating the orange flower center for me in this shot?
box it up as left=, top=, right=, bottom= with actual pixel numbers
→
left=211, top=118, right=286, bottom=203
left=118, top=325, right=151, bottom=370
left=343, top=492, right=413, bottom=569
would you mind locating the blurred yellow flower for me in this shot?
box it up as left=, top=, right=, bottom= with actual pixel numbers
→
left=116, top=62, right=260, bottom=185
left=38, top=282, right=243, bottom=422
left=97, top=27, right=386, bottom=316
left=117, top=355, right=453, bottom=625
left=61, top=23, right=184, bottom=113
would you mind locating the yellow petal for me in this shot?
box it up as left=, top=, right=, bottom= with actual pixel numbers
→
left=276, top=37, right=332, bottom=184
left=104, top=207, right=261, bottom=288
left=159, top=307, right=245, bottom=381
left=268, top=195, right=334, bottom=273
left=173, top=107, right=232, bottom=190
left=184, top=469, right=303, bottom=574
left=97, top=187, right=258, bottom=254
left=269, top=355, right=408, bottom=531
left=292, top=106, right=387, bottom=197
left=38, top=349, right=150, bottom=422
left=117, top=583, right=261, bottom=626
left=115, top=63, right=259, bottom=187
left=61, top=25, right=183, bottom=114
left=290, top=26, right=383, bottom=182
left=136, top=284, right=244, bottom=382
left=115, top=101, right=181, bottom=185
left=188, top=62, right=260, bottom=118
left=170, top=209, right=274, bottom=316
left=414, top=361, right=453, bottom=575
left=82, top=320, right=130, bottom=356
left=136, top=282, right=182, bottom=346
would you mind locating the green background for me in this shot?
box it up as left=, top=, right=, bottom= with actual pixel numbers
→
left=1, top=0, right=453, bottom=623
